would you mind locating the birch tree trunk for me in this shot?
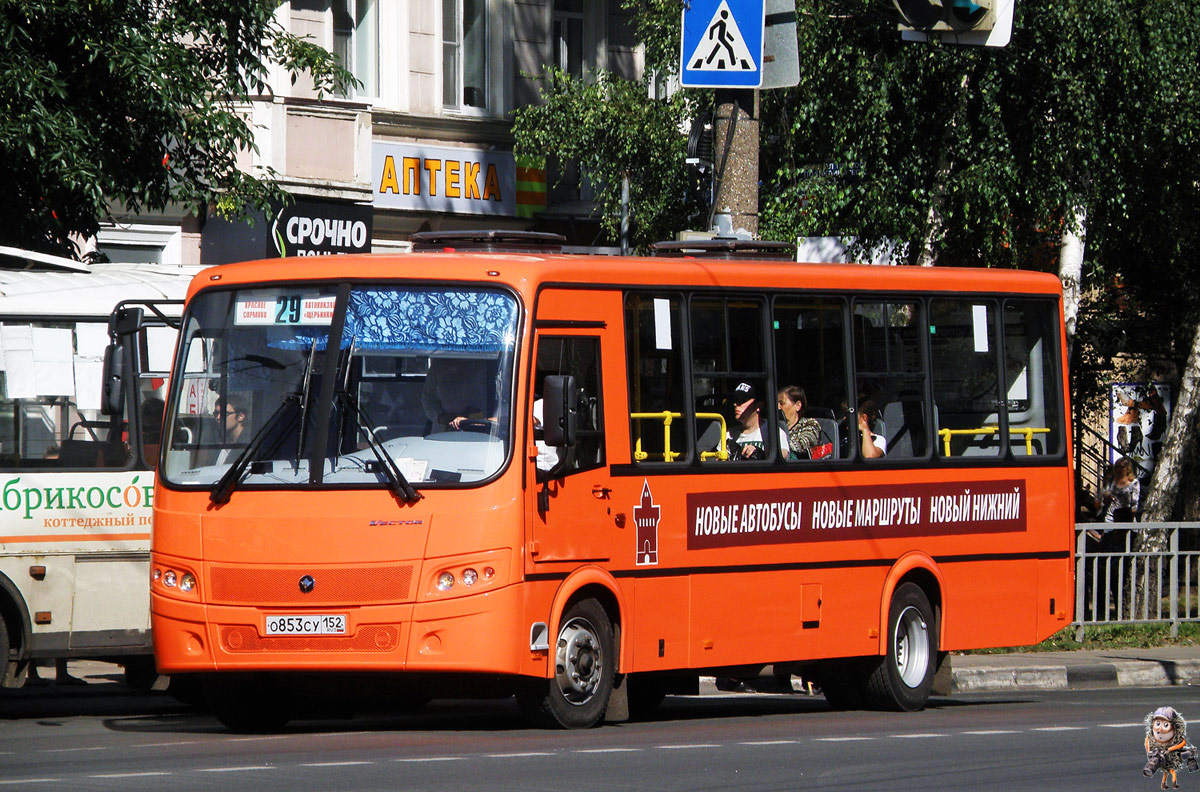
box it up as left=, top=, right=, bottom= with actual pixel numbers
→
left=1058, top=206, right=1086, bottom=360
left=1124, top=316, right=1200, bottom=633
left=1140, top=318, right=1200, bottom=525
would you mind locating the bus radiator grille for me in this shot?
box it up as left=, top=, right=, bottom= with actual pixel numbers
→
left=209, top=565, right=415, bottom=605
left=219, top=625, right=400, bottom=652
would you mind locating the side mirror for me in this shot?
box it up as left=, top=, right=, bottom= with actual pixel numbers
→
left=110, top=306, right=145, bottom=337
left=101, top=344, right=125, bottom=416
left=542, top=374, right=577, bottom=447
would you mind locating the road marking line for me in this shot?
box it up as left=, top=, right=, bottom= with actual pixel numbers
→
left=740, top=740, right=799, bottom=746
left=40, top=746, right=104, bottom=753
left=301, top=761, right=374, bottom=767
left=1100, top=723, right=1142, bottom=728
left=90, top=773, right=172, bottom=779
left=132, top=741, right=204, bottom=748
left=226, top=735, right=292, bottom=743
left=962, top=730, right=1020, bottom=735
left=0, top=780, right=57, bottom=786
left=397, top=757, right=465, bottom=763
left=659, top=744, right=722, bottom=750
left=197, top=766, right=276, bottom=772
left=1032, top=726, right=1087, bottom=732
left=487, top=752, right=555, bottom=758
left=573, top=748, right=642, bottom=754
left=815, top=736, right=874, bottom=742
left=892, top=733, right=945, bottom=739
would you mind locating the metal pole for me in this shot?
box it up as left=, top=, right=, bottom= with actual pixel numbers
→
left=620, top=171, right=630, bottom=256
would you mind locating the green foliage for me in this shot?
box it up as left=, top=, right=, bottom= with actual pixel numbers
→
left=622, top=0, right=685, bottom=76
left=0, top=0, right=354, bottom=257
left=760, top=0, right=1200, bottom=291
left=512, top=68, right=699, bottom=250
left=969, top=623, right=1200, bottom=653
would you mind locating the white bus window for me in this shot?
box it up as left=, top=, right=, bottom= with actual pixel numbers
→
left=0, top=321, right=130, bottom=470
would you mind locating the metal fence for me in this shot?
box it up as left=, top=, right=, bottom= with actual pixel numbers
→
left=1074, top=522, right=1200, bottom=640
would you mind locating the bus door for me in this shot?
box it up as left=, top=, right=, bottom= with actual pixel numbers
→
left=103, top=300, right=184, bottom=468
left=526, top=290, right=623, bottom=565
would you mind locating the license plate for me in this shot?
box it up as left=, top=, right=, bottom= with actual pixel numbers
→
left=264, top=614, right=347, bottom=635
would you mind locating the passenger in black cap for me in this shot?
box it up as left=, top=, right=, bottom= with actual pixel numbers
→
left=728, top=382, right=787, bottom=460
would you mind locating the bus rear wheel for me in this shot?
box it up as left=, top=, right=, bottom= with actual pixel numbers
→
left=0, top=618, right=9, bottom=686
left=517, top=598, right=614, bottom=729
left=863, top=582, right=937, bottom=711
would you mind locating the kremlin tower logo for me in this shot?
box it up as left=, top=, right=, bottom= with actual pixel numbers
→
left=634, top=479, right=660, bottom=566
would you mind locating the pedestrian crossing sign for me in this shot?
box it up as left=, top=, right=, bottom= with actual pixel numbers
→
left=680, top=0, right=765, bottom=88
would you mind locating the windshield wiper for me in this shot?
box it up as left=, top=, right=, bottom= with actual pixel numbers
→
left=295, top=338, right=319, bottom=469
left=210, top=395, right=300, bottom=505
left=336, top=391, right=422, bottom=503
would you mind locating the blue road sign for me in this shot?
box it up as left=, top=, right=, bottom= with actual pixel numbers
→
left=680, top=0, right=766, bottom=88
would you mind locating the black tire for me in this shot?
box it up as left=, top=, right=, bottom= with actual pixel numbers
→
left=204, top=676, right=294, bottom=732
left=123, top=656, right=159, bottom=691
left=517, top=599, right=614, bottom=728
left=166, top=675, right=208, bottom=708
left=626, top=675, right=668, bottom=720
left=812, top=660, right=866, bottom=710
left=0, top=618, right=9, bottom=686
left=863, top=582, right=938, bottom=711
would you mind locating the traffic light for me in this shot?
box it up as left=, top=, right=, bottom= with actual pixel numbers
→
left=894, top=0, right=1013, bottom=47
left=895, top=0, right=991, bottom=31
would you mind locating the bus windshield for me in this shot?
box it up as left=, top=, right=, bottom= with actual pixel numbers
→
left=160, top=284, right=518, bottom=490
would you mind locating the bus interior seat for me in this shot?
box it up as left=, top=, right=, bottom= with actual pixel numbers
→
left=814, top=417, right=839, bottom=459
left=696, top=419, right=724, bottom=456
left=696, top=393, right=731, bottom=457
left=58, top=439, right=104, bottom=468
left=883, top=400, right=930, bottom=458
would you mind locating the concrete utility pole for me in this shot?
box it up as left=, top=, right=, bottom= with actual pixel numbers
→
left=709, top=89, right=759, bottom=236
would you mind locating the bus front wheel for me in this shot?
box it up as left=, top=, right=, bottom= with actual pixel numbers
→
left=864, top=582, right=937, bottom=711
left=517, top=598, right=615, bottom=729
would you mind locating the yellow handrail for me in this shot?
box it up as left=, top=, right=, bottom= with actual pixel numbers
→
left=938, top=425, right=1050, bottom=456
left=631, top=411, right=729, bottom=462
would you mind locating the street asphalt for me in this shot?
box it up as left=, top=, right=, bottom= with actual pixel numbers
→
left=47, top=646, right=1200, bottom=699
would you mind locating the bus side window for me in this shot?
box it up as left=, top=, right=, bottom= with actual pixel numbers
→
left=853, top=300, right=929, bottom=460
left=1001, top=299, right=1064, bottom=457
left=930, top=299, right=1002, bottom=458
left=691, top=296, right=773, bottom=462
left=772, top=296, right=850, bottom=461
left=534, top=335, right=604, bottom=476
left=626, top=294, right=687, bottom=464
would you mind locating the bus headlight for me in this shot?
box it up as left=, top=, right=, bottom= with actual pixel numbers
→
left=153, top=563, right=199, bottom=598
left=424, top=553, right=507, bottom=600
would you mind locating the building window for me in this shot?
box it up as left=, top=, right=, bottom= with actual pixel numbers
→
left=333, top=0, right=378, bottom=98
left=443, top=0, right=488, bottom=111
left=552, top=0, right=584, bottom=79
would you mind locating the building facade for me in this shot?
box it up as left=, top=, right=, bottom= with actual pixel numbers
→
left=96, top=0, right=641, bottom=265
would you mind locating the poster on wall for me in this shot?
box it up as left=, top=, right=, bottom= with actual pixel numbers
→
left=1109, top=382, right=1172, bottom=480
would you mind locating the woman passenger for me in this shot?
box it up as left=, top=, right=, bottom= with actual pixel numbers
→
left=777, top=386, right=821, bottom=460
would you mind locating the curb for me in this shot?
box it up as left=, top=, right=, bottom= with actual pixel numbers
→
left=951, top=658, right=1200, bottom=693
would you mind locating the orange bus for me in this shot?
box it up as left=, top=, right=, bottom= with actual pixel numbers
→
left=149, top=232, right=1073, bottom=730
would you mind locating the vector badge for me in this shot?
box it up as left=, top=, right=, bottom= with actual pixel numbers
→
left=634, top=479, right=660, bottom=566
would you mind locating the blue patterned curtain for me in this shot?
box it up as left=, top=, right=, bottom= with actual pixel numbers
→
left=343, top=288, right=517, bottom=353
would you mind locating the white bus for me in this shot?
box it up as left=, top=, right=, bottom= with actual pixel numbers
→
left=0, top=246, right=196, bottom=689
